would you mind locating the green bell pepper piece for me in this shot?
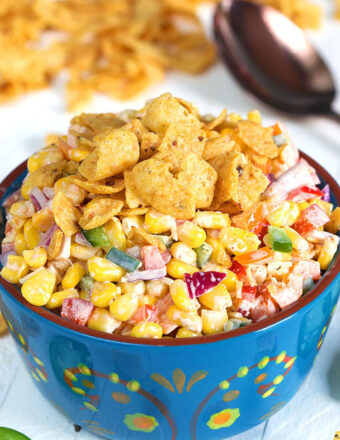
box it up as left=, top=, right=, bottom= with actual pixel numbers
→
left=150, top=234, right=173, bottom=249
left=194, top=242, right=213, bottom=268
left=266, top=226, right=292, bottom=253
left=0, top=428, right=31, bottom=440
left=79, top=274, right=94, bottom=293
left=106, top=247, right=142, bottom=272
left=303, top=277, right=315, bottom=295
left=81, top=226, right=110, bottom=248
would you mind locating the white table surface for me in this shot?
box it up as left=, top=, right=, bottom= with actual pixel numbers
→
left=0, top=3, right=340, bottom=439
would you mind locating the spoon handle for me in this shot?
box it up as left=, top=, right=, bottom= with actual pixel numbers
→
left=324, top=109, right=340, bottom=124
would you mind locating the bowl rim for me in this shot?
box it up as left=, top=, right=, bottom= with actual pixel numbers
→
left=0, top=152, right=339, bottom=346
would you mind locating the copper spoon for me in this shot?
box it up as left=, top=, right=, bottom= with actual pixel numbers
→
left=214, top=0, right=340, bottom=123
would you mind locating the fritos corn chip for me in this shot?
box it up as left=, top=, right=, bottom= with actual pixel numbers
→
left=52, top=192, right=81, bottom=236
left=79, top=197, right=124, bottom=230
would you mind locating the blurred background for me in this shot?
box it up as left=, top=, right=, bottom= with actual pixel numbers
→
left=0, top=1, right=339, bottom=439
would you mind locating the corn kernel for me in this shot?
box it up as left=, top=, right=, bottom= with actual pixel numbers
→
left=70, top=242, right=98, bottom=260
left=318, top=237, right=338, bottom=270
left=88, top=257, right=125, bottom=282
left=118, top=280, right=145, bottom=295
left=199, top=283, right=232, bottom=311
left=166, top=258, right=199, bottom=279
left=286, top=202, right=301, bottom=226
left=23, top=219, right=40, bottom=250
left=69, top=146, right=91, bottom=162
left=14, top=232, right=27, bottom=256
left=273, top=251, right=292, bottom=262
left=178, top=221, right=206, bottom=248
left=247, top=109, right=262, bottom=124
left=130, top=322, right=163, bottom=338
left=193, top=211, right=230, bottom=229
left=145, top=209, right=173, bottom=234
left=10, top=200, right=35, bottom=219
left=87, top=308, right=121, bottom=333
left=170, top=242, right=197, bottom=265
left=109, top=293, right=139, bottom=321
left=27, top=146, right=64, bottom=173
left=104, top=218, right=126, bottom=251
left=325, top=207, right=340, bottom=234
left=145, top=279, right=169, bottom=297
left=21, top=269, right=56, bottom=306
left=170, top=280, right=197, bottom=312
left=206, top=236, right=231, bottom=266
left=176, top=328, right=201, bottom=338
left=45, top=288, right=79, bottom=309
left=202, top=309, right=228, bottom=335
left=62, top=263, right=86, bottom=289
left=1, top=255, right=29, bottom=283
left=23, top=247, right=47, bottom=268
left=122, top=216, right=144, bottom=236
left=138, top=294, right=157, bottom=306
left=298, top=201, right=309, bottom=212
left=167, top=305, right=202, bottom=333
left=32, top=207, right=55, bottom=232
left=283, top=227, right=309, bottom=254
left=92, top=281, right=120, bottom=308
left=54, top=176, right=86, bottom=205
left=267, top=202, right=291, bottom=227
left=219, top=226, right=260, bottom=255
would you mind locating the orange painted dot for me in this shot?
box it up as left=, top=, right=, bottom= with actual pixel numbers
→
left=255, top=373, right=267, bottom=384
left=134, top=417, right=154, bottom=430
left=112, top=392, right=130, bottom=404
left=213, top=412, right=231, bottom=425
left=223, top=390, right=240, bottom=402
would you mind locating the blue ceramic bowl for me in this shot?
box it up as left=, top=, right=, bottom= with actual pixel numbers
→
left=0, top=153, right=339, bottom=440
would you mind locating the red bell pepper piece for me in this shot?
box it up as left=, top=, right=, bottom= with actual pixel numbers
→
left=251, top=219, right=269, bottom=244
left=184, top=271, right=226, bottom=299
left=230, top=260, right=248, bottom=283
left=292, top=204, right=330, bottom=235
left=287, top=185, right=324, bottom=203
left=241, top=285, right=257, bottom=302
left=234, top=247, right=273, bottom=266
left=61, top=298, right=94, bottom=326
left=130, top=305, right=157, bottom=324
left=141, top=245, right=165, bottom=270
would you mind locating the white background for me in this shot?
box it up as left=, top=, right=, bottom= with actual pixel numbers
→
left=0, top=3, right=339, bottom=440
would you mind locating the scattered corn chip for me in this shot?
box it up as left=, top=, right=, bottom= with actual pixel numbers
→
left=79, top=197, right=124, bottom=230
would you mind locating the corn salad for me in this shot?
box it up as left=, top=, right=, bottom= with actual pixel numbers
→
left=0, top=94, right=339, bottom=339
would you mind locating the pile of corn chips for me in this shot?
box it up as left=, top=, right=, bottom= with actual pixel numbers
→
left=0, top=0, right=216, bottom=111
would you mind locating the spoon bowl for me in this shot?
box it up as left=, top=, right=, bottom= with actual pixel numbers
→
left=214, top=0, right=340, bottom=122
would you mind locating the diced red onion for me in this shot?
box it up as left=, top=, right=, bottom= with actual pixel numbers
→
left=266, top=173, right=276, bottom=183
left=126, top=246, right=141, bottom=259
left=1, top=242, right=14, bottom=253
left=30, top=187, right=48, bottom=211
left=58, top=235, right=71, bottom=259
left=75, top=232, right=92, bottom=247
left=306, top=230, right=340, bottom=245
left=124, top=266, right=167, bottom=282
left=184, top=271, right=226, bottom=299
left=321, top=184, right=330, bottom=203
left=1, top=189, right=22, bottom=208
left=0, top=250, right=16, bottom=266
left=264, top=162, right=315, bottom=200
left=39, top=223, right=58, bottom=249
left=298, top=158, right=320, bottom=185
left=43, top=187, right=55, bottom=200
left=161, top=250, right=171, bottom=265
